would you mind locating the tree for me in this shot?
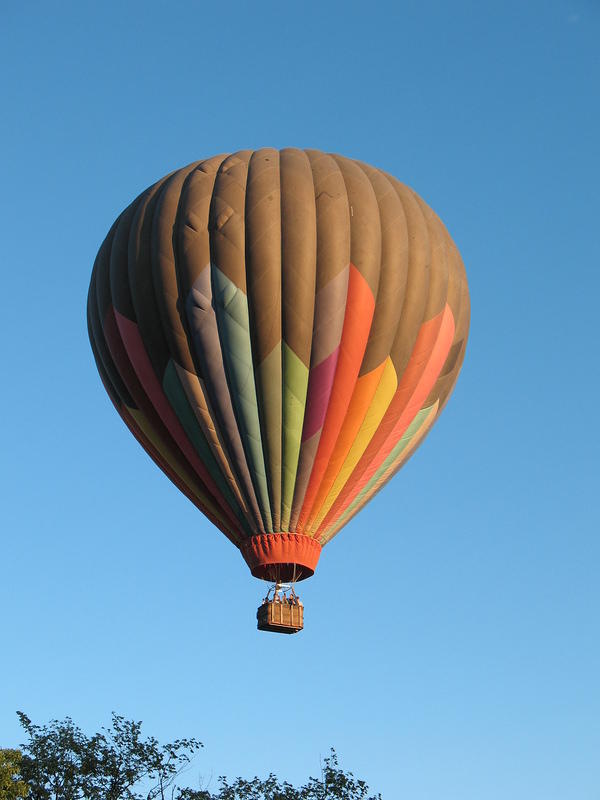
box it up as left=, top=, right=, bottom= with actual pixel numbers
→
left=13, top=713, right=381, bottom=800
left=178, top=749, right=381, bottom=799
left=16, top=712, right=202, bottom=800
left=0, top=749, right=29, bottom=800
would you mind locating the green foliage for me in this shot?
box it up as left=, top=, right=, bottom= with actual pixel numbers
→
left=0, top=749, right=29, bottom=799
left=178, top=749, right=381, bottom=800
left=16, top=712, right=202, bottom=800
left=13, top=714, right=380, bottom=800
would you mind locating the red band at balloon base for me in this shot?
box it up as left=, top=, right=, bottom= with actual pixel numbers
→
left=240, top=533, right=322, bottom=582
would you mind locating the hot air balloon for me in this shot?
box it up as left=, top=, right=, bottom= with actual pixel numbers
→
left=87, top=149, right=470, bottom=633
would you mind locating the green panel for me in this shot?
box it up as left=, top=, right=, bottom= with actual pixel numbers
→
left=211, top=266, right=273, bottom=531
left=281, top=343, right=309, bottom=529
left=162, top=359, right=251, bottom=535
left=257, top=343, right=282, bottom=530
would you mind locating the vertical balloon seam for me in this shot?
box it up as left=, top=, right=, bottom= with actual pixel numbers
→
left=154, top=164, right=254, bottom=535
left=93, top=213, right=238, bottom=542
left=299, top=271, right=377, bottom=533
left=349, top=178, right=438, bottom=479
left=128, top=177, right=174, bottom=379
left=338, top=294, right=459, bottom=532
left=170, top=361, right=251, bottom=527
left=279, top=148, right=317, bottom=532
left=321, top=218, right=463, bottom=545
left=410, top=226, right=467, bottom=447
left=289, top=151, right=351, bottom=531
left=298, top=155, right=381, bottom=534
left=211, top=267, right=270, bottom=530
left=295, top=264, right=376, bottom=532
left=245, top=149, right=283, bottom=532
left=209, top=152, right=274, bottom=532
left=422, top=261, right=470, bottom=420
left=88, top=225, right=133, bottom=407
left=161, top=360, right=252, bottom=536
left=182, top=264, right=265, bottom=534
left=312, top=183, right=433, bottom=537
left=293, top=151, right=351, bottom=522
left=311, top=357, right=399, bottom=535
left=171, top=160, right=256, bottom=532
left=88, top=265, right=129, bottom=411
left=150, top=166, right=232, bottom=495
left=89, top=227, right=141, bottom=415
left=96, top=306, right=234, bottom=536
left=107, top=177, right=197, bottom=499
left=317, top=308, right=453, bottom=544
left=306, top=159, right=409, bottom=534
left=88, top=150, right=470, bottom=574
left=146, top=165, right=247, bottom=538
left=305, top=161, right=406, bottom=535
left=102, top=198, right=149, bottom=408
left=384, top=179, right=433, bottom=375
left=288, top=269, right=349, bottom=530
left=318, top=302, right=455, bottom=543
left=109, top=173, right=244, bottom=541
left=109, top=211, right=240, bottom=528
left=425, top=339, right=468, bottom=420
left=177, top=159, right=267, bottom=535
left=310, top=360, right=387, bottom=513
left=316, top=301, right=450, bottom=538
left=315, top=328, right=412, bottom=522
left=423, top=235, right=468, bottom=409
left=223, top=155, right=275, bottom=533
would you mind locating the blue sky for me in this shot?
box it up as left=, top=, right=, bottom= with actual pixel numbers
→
left=1, top=1, right=599, bottom=798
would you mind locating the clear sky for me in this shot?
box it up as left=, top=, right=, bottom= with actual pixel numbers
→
left=1, top=2, right=599, bottom=798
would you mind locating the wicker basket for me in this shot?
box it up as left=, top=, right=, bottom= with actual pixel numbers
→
left=257, top=601, right=304, bottom=634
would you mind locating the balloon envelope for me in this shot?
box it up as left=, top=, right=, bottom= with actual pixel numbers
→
left=88, top=149, right=470, bottom=581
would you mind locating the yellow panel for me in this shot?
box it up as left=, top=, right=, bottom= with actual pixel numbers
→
left=320, top=400, right=439, bottom=545
left=308, top=356, right=398, bottom=533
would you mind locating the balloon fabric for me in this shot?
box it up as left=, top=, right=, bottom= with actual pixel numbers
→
left=87, top=149, right=470, bottom=584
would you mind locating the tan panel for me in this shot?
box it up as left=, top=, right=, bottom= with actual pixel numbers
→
left=175, top=158, right=265, bottom=532
left=128, top=173, right=180, bottom=377
left=280, top=148, right=317, bottom=366
left=411, top=191, right=449, bottom=322
left=89, top=147, right=471, bottom=566
left=245, top=149, right=282, bottom=529
left=332, top=155, right=381, bottom=299
left=151, top=163, right=201, bottom=373
left=425, top=248, right=470, bottom=409
left=89, top=221, right=132, bottom=405
left=385, top=179, right=431, bottom=377
left=174, top=154, right=229, bottom=295
left=355, top=163, right=408, bottom=375
left=246, top=148, right=282, bottom=360
left=209, top=150, right=274, bottom=531
left=209, top=151, right=253, bottom=290
left=287, top=152, right=351, bottom=529
left=305, top=150, right=351, bottom=293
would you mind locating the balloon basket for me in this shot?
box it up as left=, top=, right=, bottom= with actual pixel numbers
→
left=256, top=583, right=303, bottom=634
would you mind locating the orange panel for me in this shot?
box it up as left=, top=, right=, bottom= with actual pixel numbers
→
left=317, top=305, right=454, bottom=533
left=297, top=264, right=375, bottom=531
left=305, top=360, right=386, bottom=533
